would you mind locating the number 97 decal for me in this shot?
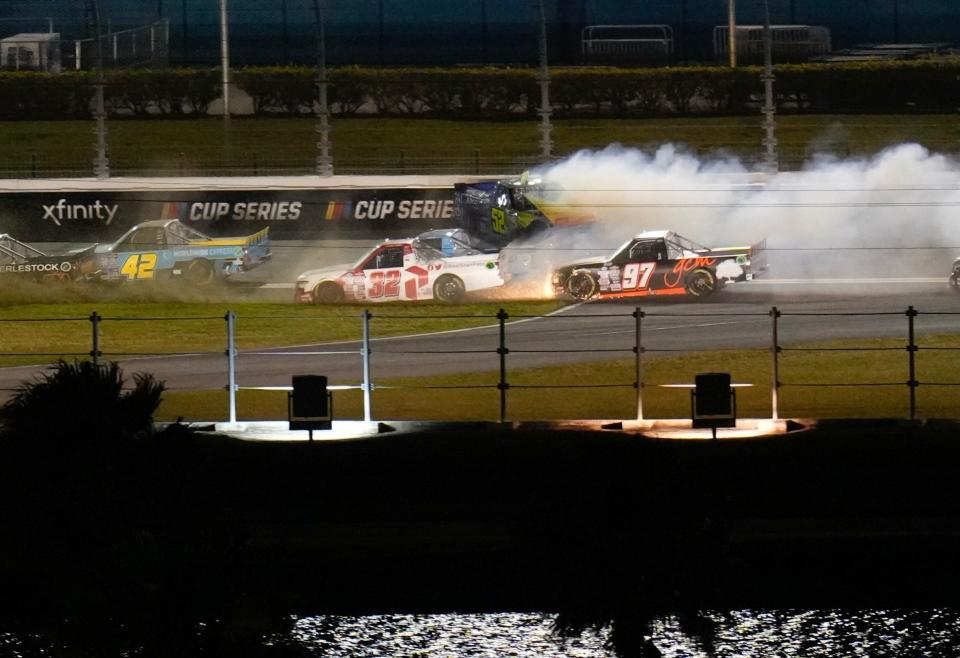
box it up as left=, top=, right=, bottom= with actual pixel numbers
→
left=120, top=253, right=158, bottom=279
left=622, top=262, right=656, bottom=290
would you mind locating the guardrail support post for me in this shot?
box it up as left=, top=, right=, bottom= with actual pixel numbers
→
left=634, top=306, right=644, bottom=421
left=906, top=305, right=918, bottom=420
left=770, top=306, right=781, bottom=420
left=497, top=308, right=509, bottom=423
left=89, top=311, right=101, bottom=365
left=362, top=309, right=372, bottom=422
left=225, top=311, right=237, bottom=424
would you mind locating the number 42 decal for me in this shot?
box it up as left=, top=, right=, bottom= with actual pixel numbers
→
left=622, top=262, right=656, bottom=290
left=120, top=253, right=158, bottom=279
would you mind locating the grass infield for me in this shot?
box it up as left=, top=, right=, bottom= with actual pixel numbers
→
left=3, top=114, right=960, bottom=174
left=0, top=298, right=566, bottom=367
left=156, top=334, right=960, bottom=422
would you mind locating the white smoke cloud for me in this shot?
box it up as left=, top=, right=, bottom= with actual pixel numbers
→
left=523, top=142, right=960, bottom=280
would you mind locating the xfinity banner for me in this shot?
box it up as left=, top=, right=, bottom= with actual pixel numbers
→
left=0, top=188, right=457, bottom=242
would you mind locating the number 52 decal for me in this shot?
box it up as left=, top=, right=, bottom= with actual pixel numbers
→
left=120, top=253, right=158, bottom=279
left=491, top=207, right=507, bottom=234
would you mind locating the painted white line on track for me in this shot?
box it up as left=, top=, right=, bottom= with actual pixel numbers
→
left=751, top=277, right=944, bottom=285
left=76, top=302, right=591, bottom=365
left=0, top=304, right=587, bottom=371
left=579, top=320, right=748, bottom=337
left=281, top=302, right=588, bottom=349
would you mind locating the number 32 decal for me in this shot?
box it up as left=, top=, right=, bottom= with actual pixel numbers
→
left=120, top=253, right=158, bottom=279
left=367, top=270, right=401, bottom=298
left=622, top=262, right=656, bottom=290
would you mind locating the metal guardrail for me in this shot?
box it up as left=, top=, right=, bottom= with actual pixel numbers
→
left=1, top=306, right=959, bottom=422
left=581, top=24, right=674, bottom=65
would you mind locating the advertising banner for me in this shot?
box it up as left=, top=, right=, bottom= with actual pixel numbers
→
left=0, top=187, right=458, bottom=243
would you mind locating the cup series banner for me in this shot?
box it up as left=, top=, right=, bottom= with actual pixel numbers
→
left=0, top=188, right=458, bottom=242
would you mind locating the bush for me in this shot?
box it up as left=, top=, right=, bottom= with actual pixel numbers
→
left=1, top=359, right=164, bottom=444
left=1, top=58, right=959, bottom=120
left=0, top=71, right=92, bottom=119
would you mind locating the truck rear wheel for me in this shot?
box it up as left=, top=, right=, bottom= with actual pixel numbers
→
left=184, top=259, right=214, bottom=285
left=685, top=268, right=716, bottom=297
left=433, top=275, right=466, bottom=303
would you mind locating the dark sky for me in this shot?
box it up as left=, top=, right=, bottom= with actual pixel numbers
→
left=2, top=1, right=957, bottom=65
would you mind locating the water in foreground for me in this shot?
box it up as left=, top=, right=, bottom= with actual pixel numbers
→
left=279, top=609, right=960, bottom=657
left=3, top=609, right=957, bottom=656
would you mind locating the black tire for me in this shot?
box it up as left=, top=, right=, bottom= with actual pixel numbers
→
left=313, top=281, right=344, bottom=304
left=565, top=270, right=598, bottom=301
left=433, top=274, right=466, bottom=303
left=685, top=268, right=717, bottom=298
left=184, top=259, right=214, bottom=285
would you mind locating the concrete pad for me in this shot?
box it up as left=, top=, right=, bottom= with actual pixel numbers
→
left=211, top=420, right=382, bottom=441
left=186, top=417, right=809, bottom=442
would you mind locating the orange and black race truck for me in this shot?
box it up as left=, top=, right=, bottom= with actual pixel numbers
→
left=0, top=233, right=96, bottom=282
left=552, top=230, right=767, bottom=300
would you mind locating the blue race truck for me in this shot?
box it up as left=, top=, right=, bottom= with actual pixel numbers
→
left=90, top=219, right=271, bottom=285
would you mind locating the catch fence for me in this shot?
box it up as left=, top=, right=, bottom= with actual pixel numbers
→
left=2, top=146, right=895, bottom=179
left=0, top=305, right=958, bottom=422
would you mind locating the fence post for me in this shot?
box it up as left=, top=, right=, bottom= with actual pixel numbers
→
left=362, top=309, right=372, bottom=422
left=770, top=306, right=780, bottom=420
left=225, top=311, right=237, bottom=424
left=497, top=308, right=509, bottom=423
left=906, top=305, right=918, bottom=420
left=634, top=306, right=644, bottom=421
left=89, top=311, right=101, bottom=365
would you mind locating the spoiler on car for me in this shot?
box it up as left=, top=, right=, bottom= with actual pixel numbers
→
left=189, top=227, right=270, bottom=247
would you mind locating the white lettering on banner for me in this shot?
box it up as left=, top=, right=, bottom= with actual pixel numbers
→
left=41, top=199, right=119, bottom=226
left=189, top=201, right=303, bottom=221
left=396, top=199, right=454, bottom=220
left=355, top=200, right=398, bottom=220
left=439, top=199, right=453, bottom=219
left=182, top=197, right=450, bottom=223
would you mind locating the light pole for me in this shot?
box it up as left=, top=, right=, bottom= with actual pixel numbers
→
left=727, top=0, right=737, bottom=67
left=219, top=0, right=230, bottom=118
left=312, top=0, right=333, bottom=176
left=760, top=0, right=778, bottom=173
left=88, top=0, right=109, bottom=178
left=536, top=0, right=553, bottom=161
